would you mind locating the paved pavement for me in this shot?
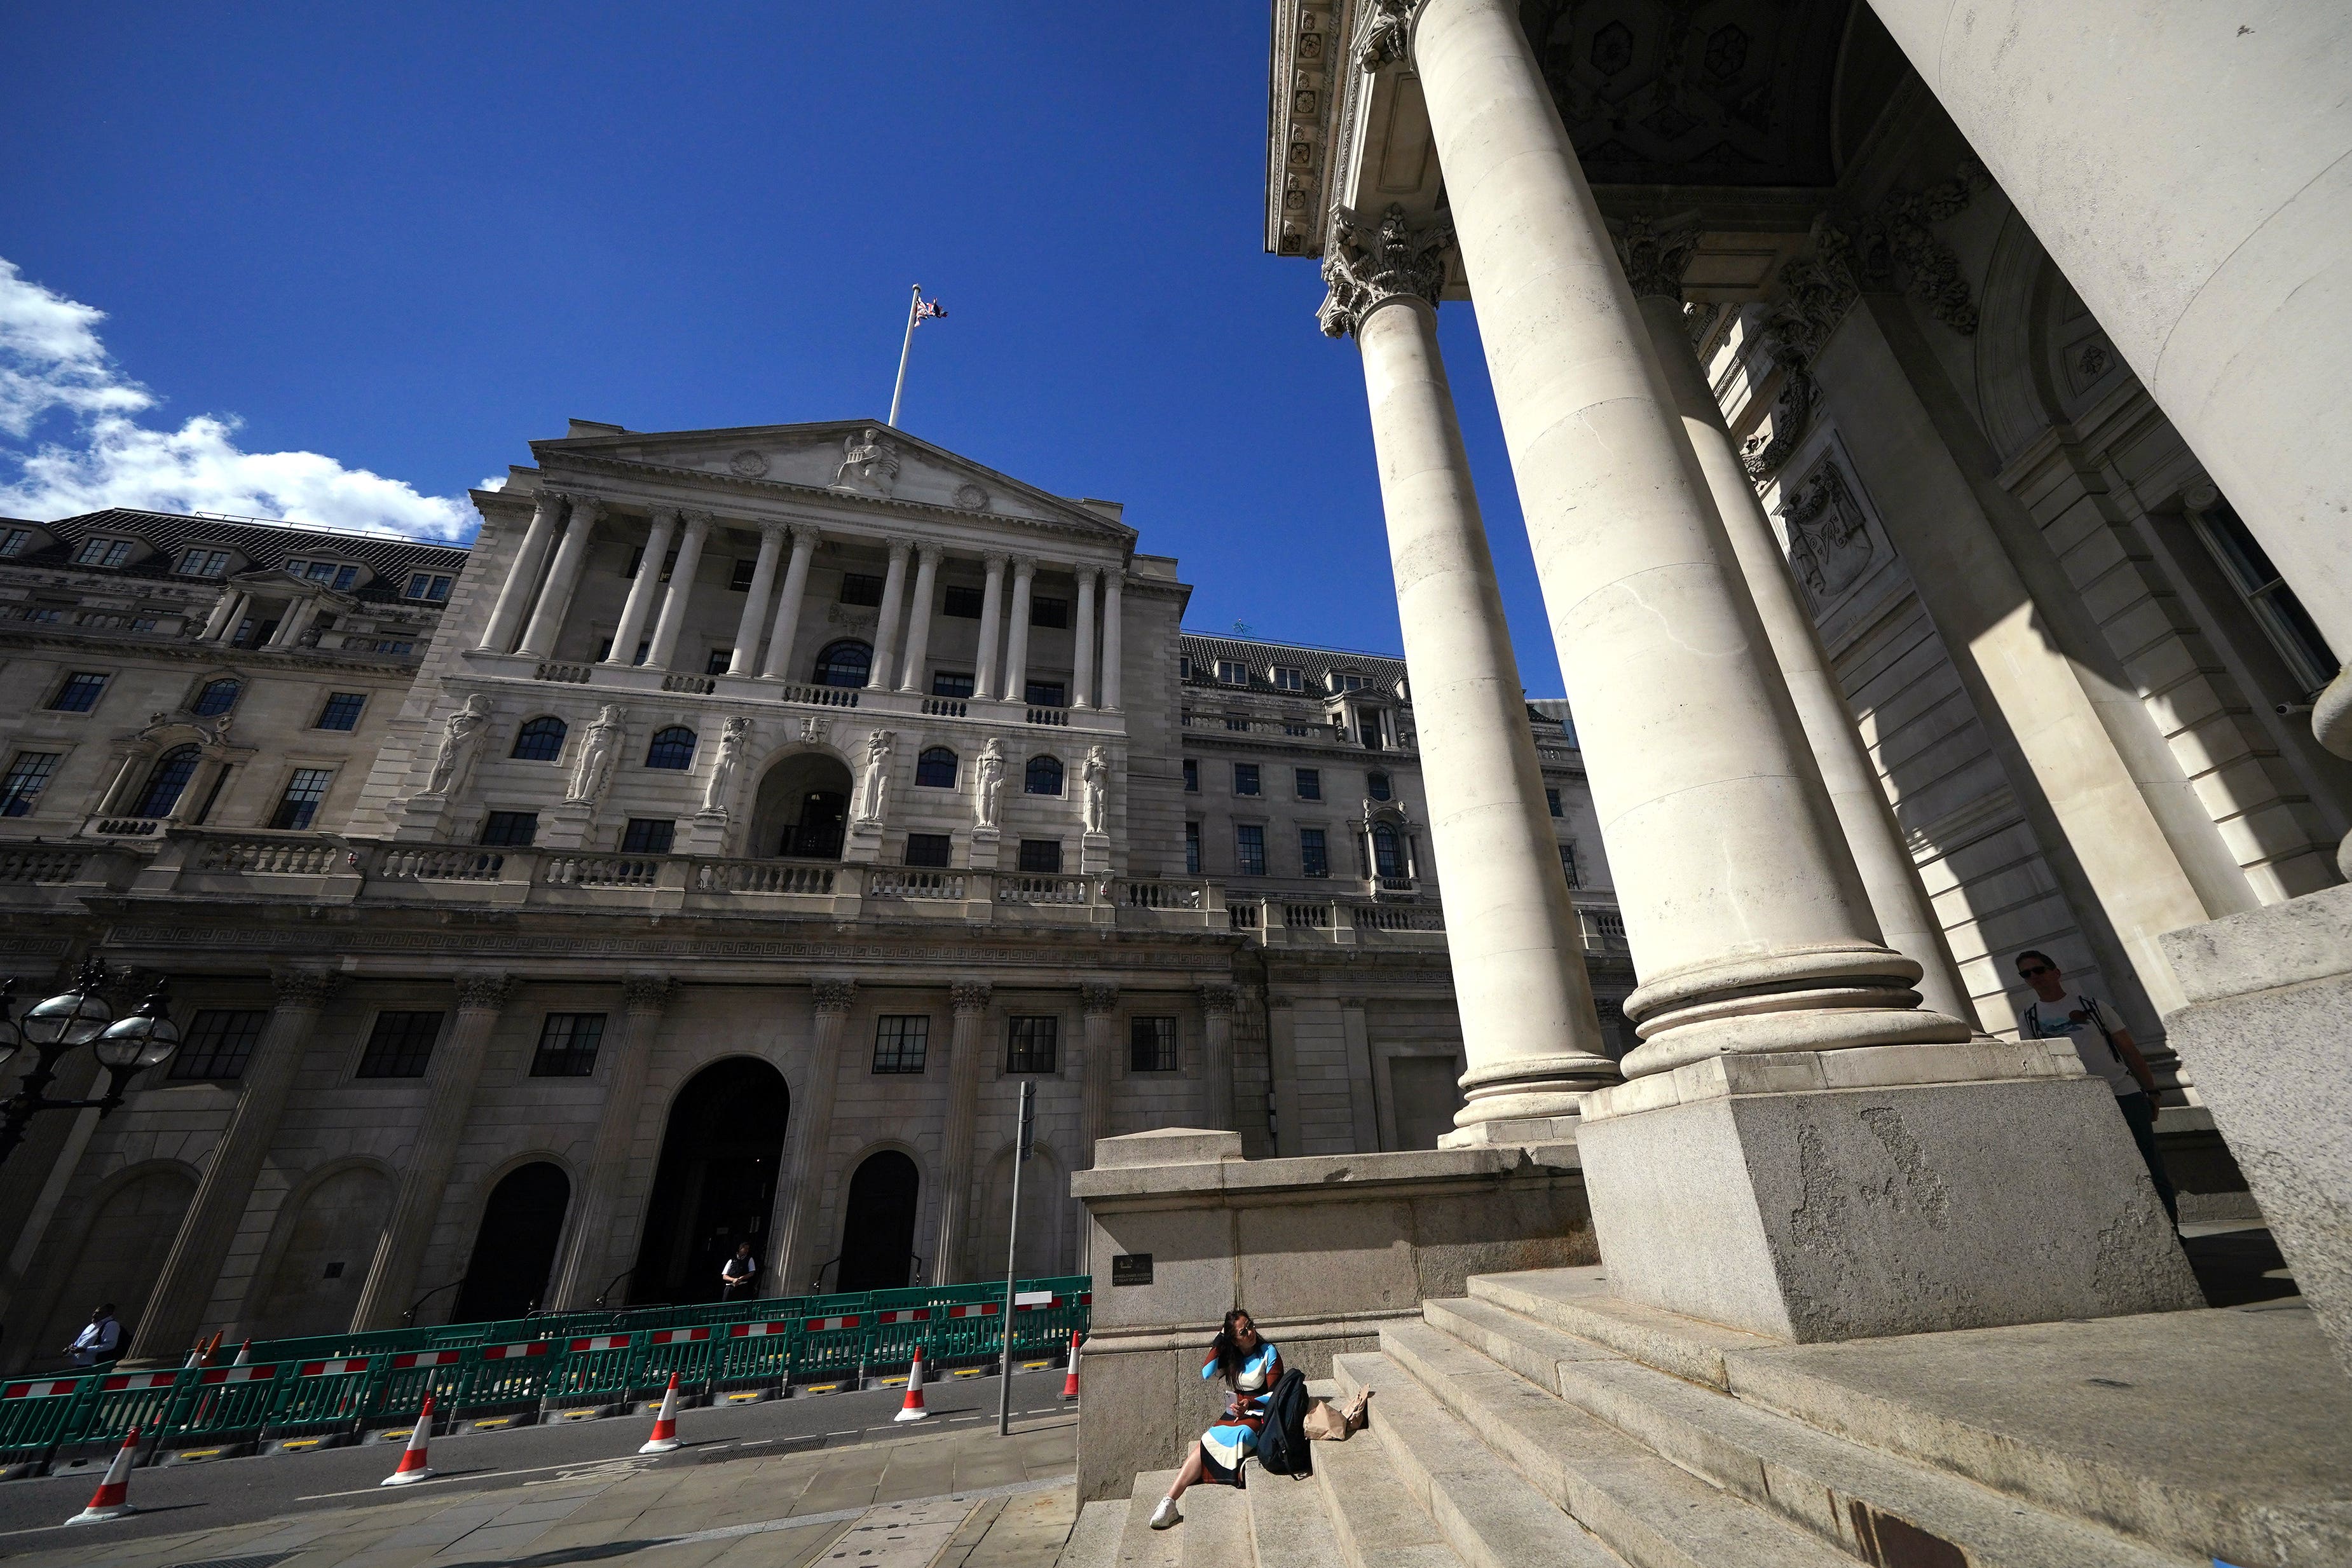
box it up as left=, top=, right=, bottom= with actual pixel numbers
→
left=0, top=1366, right=1079, bottom=1565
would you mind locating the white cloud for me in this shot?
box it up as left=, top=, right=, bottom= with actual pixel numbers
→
left=0, top=258, right=476, bottom=541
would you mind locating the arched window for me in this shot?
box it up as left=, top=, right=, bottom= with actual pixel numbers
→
left=646, top=726, right=697, bottom=770
left=915, top=746, right=959, bottom=787
left=133, top=744, right=202, bottom=818
left=1371, top=824, right=1407, bottom=879
left=812, top=640, right=872, bottom=688
left=1025, top=754, right=1064, bottom=796
left=1366, top=770, right=1392, bottom=801
left=191, top=678, right=241, bottom=717
left=511, top=716, right=568, bottom=761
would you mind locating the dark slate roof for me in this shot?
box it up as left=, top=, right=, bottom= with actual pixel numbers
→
left=1179, top=631, right=1408, bottom=695
left=4, top=508, right=471, bottom=605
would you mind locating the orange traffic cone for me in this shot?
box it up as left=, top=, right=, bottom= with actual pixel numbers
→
left=1062, top=1332, right=1082, bottom=1400
left=639, top=1374, right=682, bottom=1453
left=379, top=1394, right=438, bottom=1486
left=65, top=1428, right=140, bottom=1524
left=231, top=1339, right=252, bottom=1366
left=894, top=1351, right=931, bottom=1423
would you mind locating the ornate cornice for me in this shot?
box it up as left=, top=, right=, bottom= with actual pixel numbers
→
left=270, top=968, right=344, bottom=1007
left=1611, top=215, right=1702, bottom=303
left=453, top=971, right=514, bottom=1011
left=812, top=977, right=856, bottom=1014
left=1353, top=0, right=1416, bottom=71
left=1318, top=204, right=1451, bottom=339
left=1081, top=981, right=1119, bottom=1016
left=950, top=979, right=992, bottom=1014
left=1200, top=982, right=1239, bottom=1015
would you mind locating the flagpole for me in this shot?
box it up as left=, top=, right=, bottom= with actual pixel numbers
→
left=887, top=283, right=922, bottom=428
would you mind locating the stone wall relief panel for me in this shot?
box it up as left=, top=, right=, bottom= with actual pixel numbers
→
left=1766, top=427, right=1901, bottom=651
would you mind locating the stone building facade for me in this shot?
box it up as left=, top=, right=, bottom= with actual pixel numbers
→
left=0, top=421, right=1624, bottom=1369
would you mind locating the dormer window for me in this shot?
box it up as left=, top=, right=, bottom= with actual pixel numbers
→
left=1331, top=670, right=1368, bottom=693
left=1217, top=659, right=1248, bottom=685
left=76, top=537, right=134, bottom=568
left=405, top=573, right=454, bottom=601
left=1, top=528, right=36, bottom=557
left=177, top=548, right=233, bottom=578
left=1178, top=655, right=1192, bottom=679
left=1272, top=665, right=1303, bottom=692
left=287, top=559, right=360, bottom=591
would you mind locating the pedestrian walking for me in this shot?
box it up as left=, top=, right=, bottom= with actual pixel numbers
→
left=719, top=1241, right=760, bottom=1301
left=2014, top=951, right=2177, bottom=1224
left=64, top=1304, right=120, bottom=1367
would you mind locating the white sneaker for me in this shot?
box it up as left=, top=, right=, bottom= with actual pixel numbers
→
left=1149, top=1496, right=1181, bottom=1530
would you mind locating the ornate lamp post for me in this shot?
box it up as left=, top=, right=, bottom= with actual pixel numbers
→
left=0, top=960, right=182, bottom=1168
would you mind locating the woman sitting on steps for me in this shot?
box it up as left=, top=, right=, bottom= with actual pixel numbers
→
left=1149, top=1308, right=1280, bottom=1529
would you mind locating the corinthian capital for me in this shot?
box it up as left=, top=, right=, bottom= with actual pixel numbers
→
left=454, top=971, right=515, bottom=1012
left=1318, top=205, right=1452, bottom=339
left=1353, top=0, right=1417, bottom=72
left=812, top=978, right=856, bottom=1015
left=951, top=979, right=992, bottom=1015
left=1611, top=215, right=1702, bottom=303
left=271, top=967, right=343, bottom=1009
left=566, top=493, right=606, bottom=525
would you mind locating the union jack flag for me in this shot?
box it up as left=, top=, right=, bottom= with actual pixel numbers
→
left=915, top=295, right=948, bottom=322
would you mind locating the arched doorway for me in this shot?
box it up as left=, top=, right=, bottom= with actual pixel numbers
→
left=749, top=751, right=855, bottom=860
left=250, top=1165, right=393, bottom=1339
left=631, top=1059, right=789, bottom=1306
left=835, top=1151, right=920, bottom=1292
left=452, top=1162, right=571, bottom=1322
left=33, top=1166, right=195, bottom=1368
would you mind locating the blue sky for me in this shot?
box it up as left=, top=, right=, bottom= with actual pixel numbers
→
left=0, top=3, right=1567, bottom=693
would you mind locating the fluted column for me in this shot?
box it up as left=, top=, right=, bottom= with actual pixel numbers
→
left=896, top=546, right=942, bottom=693
left=546, top=976, right=673, bottom=1309
left=1002, top=557, right=1037, bottom=706
left=774, top=979, right=854, bottom=1293
left=760, top=525, right=821, bottom=679
left=1616, top=222, right=1982, bottom=1033
left=477, top=490, right=566, bottom=653
left=517, top=495, right=601, bottom=658
left=974, top=553, right=1009, bottom=699
left=1100, top=571, right=1123, bottom=710
left=867, top=539, right=913, bottom=690
left=644, top=510, right=711, bottom=671
left=1080, top=983, right=1117, bottom=1161
left=728, top=524, right=788, bottom=675
left=604, top=508, right=677, bottom=666
left=350, top=972, right=514, bottom=1329
left=933, top=980, right=991, bottom=1283
left=129, top=970, right=341, bottom=1360
left=201, top=589, right=244, bottom=641
left=1072, top=568, right=1099, bottom=709
left=1200, top=983, right=1236, bottom=1131
left=1320, top=205, right=1618, bottom=1130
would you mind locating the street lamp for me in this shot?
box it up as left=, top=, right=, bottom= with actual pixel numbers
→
left=0, top=960, right=181, bottom=1168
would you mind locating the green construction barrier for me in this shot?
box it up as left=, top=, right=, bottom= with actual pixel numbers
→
left=0, top=1375, right=93, bottom=1463
left=542, top=1332, right=639, bottom=1408
left=364, top=1347, right=471, bottom=1424
left=76, top=1368, right=188, bottom=1447
left=457, top=1339, right=556, bottom=1413
left=265, top=1355, right=379, bottom=1437
left=714, top=1319, right=798, bottom=1387
left=162, top=1363, right=284, bottom=1445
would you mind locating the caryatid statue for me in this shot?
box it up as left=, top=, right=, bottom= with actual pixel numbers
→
left=1082, top=745, right=1111, bottom=835
left=566, top=704, right=627, bottom=804
left=973, top=736, right=1006, bottom=829
left=426, top=693, right=492, bottom=797
left=854, top=728, right=896, bottom=822
left=702, top=716, right=751, bottom=815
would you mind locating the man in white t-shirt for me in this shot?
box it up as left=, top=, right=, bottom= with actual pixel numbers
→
left=2014, top=950, right=2175, bottom=1223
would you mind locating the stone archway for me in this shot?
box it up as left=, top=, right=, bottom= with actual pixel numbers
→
left=748, top=749, right=856, bottom=860
left=248, top=1163, right=394, bottom=1340
left=835, top=1150, right=921, bottom=1292
left=631, top=1058, right=790, bottom=1306
left=452, top=1162, right=572, bottom=1323
left=36, top=1165, right=196, bottom=1364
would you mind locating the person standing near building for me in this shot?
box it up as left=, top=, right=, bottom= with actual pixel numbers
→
left=64, top=1303, right=120, bottom=1367
left=2014, top=951, right=2177, bottom=1224
left=719, top=1242, right=759, bottom=1302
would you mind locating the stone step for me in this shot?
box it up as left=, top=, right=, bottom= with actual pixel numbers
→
left=1425, top=1295, right=2190, bottom=1568
left=1176, top=1473, right=1252, bottom=1568
left=1116, top=1469, right=1182, bottom=1568
left=1245, top=1451, right=1351, bottom=1568
left=1465, top=1266, right=1773, bottom=1390
left=1329, top=1351, right=1627, bottom=1568
left=1059, top=1498, right=1126, bottom=1568
left=1373, top=1321, right=1853, bottom=1568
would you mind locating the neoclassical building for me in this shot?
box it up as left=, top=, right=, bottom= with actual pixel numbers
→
left=0, top=421, right=1617, bottom=1369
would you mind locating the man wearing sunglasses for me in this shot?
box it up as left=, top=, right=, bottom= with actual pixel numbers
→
left=2014, top=950, right=2175, bottom=1224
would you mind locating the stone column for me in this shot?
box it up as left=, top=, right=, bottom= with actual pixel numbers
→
left=760, top=525, right=821, bottom=679
left=1200, top=983, right=1237, bottom=1131
left=727, top=524, right=788, bottom=675
left=128, top=970, right=340, bottom=1360
left=644, top=510, right=711, bottom=671
left=1615, top=221, right=1979, bottom=1031
left=1320, top=204, right=1620, bottom=1133
left=477, top=490, right=566, bottom=653
left=1002, top=558, right=1037, bottom=706
left=350, top=973, right=514, bottom=1329
left=774, top=979, right=854, bottom=1293
left=200, top=589, right=244, bottom=641
left=266, top=597, right=317, bottom=648
left=1100, top=572, right=1123, bottom=710
left=974, top=554, right=1009, bottom=699
left=932, top=981, right=992, bottom=1284
left=517, top=495, right=601, bottom=659
left=1071, top=568, right=1099, bottom=709
left=1863, top=0, right=2352, bottom=750
left=896, top=546, right=943, bottom=693
left=603, top=508, right=676, bottom=667
left=867, top=539, right=913, bottom=691
left=1080, top=983, right=1118, bottom=1160
left=545, top=976, right=672, bottom=1309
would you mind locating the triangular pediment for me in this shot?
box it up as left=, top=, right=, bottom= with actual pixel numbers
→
left=530, top=420, right=1133, bottom=542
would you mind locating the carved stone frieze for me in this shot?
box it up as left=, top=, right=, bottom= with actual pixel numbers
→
left=1200, top=982, right=1240, bottom=1015
left=453, top=971, right=515, bottom=1012
left=1610, top=215, right=1702, bottom=303
left=1318, top=204, right=1452, bottom=339
left=1855, top=160, right=1990, bottom=336
left=622, top=974, right=676, bottom=1011
left=1775, top=460, right=1877, bottom=610
left=1081, top=981, right=1119, bottom=1016
left=951, top=979, right=992, bottom=1014
left=1353, top=0, right=1416, bottom=71
left=271, top=967, right=343, bottom=1007
left=812, top=978, right=857, bottom=1014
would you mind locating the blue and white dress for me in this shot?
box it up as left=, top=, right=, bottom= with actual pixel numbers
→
left=1198, top=1340, right=1283, bottom=1484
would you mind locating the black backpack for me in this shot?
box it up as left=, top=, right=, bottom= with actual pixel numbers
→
left=1254, top=1368, right=1313, bottom=1478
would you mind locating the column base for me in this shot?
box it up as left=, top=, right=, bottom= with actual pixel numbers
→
left=1576, top=1041, right=2202, bottom=1342
left=393, top=794, right=450, bottom=842
left=538, top=803, right=594, bottom=850
left=1080, top=831, right=1111, bottom=874
left=967, top=826, right=1001, bottom=871
left=680, top=811, right=728, bottom=856
left=1437, top=1113, right=1580, bottom=1152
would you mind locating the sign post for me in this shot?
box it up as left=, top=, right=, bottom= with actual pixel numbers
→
left=997, top=1078, right=1035, bottom=1436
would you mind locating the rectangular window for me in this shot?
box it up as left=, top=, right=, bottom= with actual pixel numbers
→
left=315, top=692, right=366, bottom=731
left=2191, top=495, right=2340, bottom=693
left=1, top=752, right=60, bottom=817
left=942, top=584, right=984, bottom=618
left=1177, top=655, right=1192, bottom=679
left=1545, top=787, right=1563, bottom=818
left=1030, top=596, right=1069, bottom=629
left=931, top=671, right=974, bottom=698
left=177, top=548, right=230, bottom=577
left=1217, top=659, right=1248, bottom=685
left=1235, top=824, right=1266, bottom=876
left=77, top=538, right=132, bottom=568
left=170, top=1009, right=271, bottom=1080
left=357, top=1011, right=444, bottom=1078
left=903, top=831, right=952, bottom=867
left=404, top=573, right=453, bottom=601
left=528, top=1012, right=606, bottom=1077
left=1182, top=759, right=1198, bottom=792
left=1224, top=716, right=1249, bottom=732
left=1273, top=666, right=1303, bottom=691
left=706, top=648, right=733, bottom=675
left=373, top=639, right=416, bottom=655
left=1233, top=763, right=1260, bottom=796
left=1130, top=1016, right=1177, bottom=1073
left=622, top=818, right=676, bottom=854
left=1006, top=1016, right=1058, bottom=1074
left=1559, top=842, right=1580, bottom=887
left=480, top=810, right=539, bottom=846
left=1185, top=821, right=1201, bottom=875
left=1301, top=828, right=1329, bottom=878
left=48, top=672, right=107, bottom=712
left=0, top=528, right=32, bottom=557
left=623, top=547, right=678, bottom=582
left=270, top=768, right=334, bottom=830
left=873, top=1015, right=929, bottom=1074
left=730, top=557, right=757, bottom=590
left=1025, top=679, right=1066, bottom=707
left=838, top=572, right=884, bottom=606
left=1284, top=723, right=1309, bottom=737
left=1017, top=838, right=1063, bottom=873
left=1295, top=767, right=1321, bottom=800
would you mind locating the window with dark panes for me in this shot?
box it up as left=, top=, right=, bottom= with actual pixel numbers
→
left=1030, top=596, right=1069, bottom=629
left=873, top=1015, right=929, bottom=1073
left=316, top=692, right=366, bottom=731
left=1559, top=842, right=1580, bottom=887
left=1185, top=821, right=1201, bottom=875
left=132, top=746, right=201, bottom=817
left=838, top=573, right=884, bottom=606
left=405, top=573, right=453, bottom=601
left=1024, top=679, right=1066, bottom=707
left=730, top=558, right=757, bottom=590
left=531, top=1012, right=606, bottom=1077
left=480, top=810, right=539, bottom=846
left=622, top=818, right=675, bottom=854
left=1301, top=828, right=1329, bottom=878
left=170, top=1009, right=270, bottom=1080
left=915, top=747, right=959, bottom=787
left=943, top=585, right=984, bottom=618
left=1372, top=824, right=1407, bottom=878
left=1296, top=767, right=1320, bottom=800
left=192, top=678, right=242, bottom=716
left=1130, top=1016, right=1177, bottom=1073
left=1017, top=838, right=1063, bottom=873
left=903, top=832, right=952, bottom=867
left=1233, top=763, right=1260, bottom=796
left=1545, top=787, right=1563, bottom=818
left=1236, top=824, right=1266, bottom=875
left=1006, top=1016, right=1057, bottom=1074
left=706, top=648, right=733, bottom=675
left=512, top=716, right=568, bottom=760
left=1182, top=759, right=1198, bottom=792
left=357, top=1011, right=444, bottom=1078
left=645, top=726, right=697, bottom=768
left=932, top=671, right=974, bottom=698
left=270, top=768, right=334, bottom=829
left=1366, top=770, right=1392, bottom=801
left=49, top=672, right=107, bottom=712
left=812, top=641, right=872, bottom=688
left=1025, top=755, right=1063, bottom=795
left=2, top=752, right=61, bottom=817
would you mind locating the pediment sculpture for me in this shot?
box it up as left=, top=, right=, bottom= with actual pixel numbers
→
left=831, top=426, right=901, bottom=496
